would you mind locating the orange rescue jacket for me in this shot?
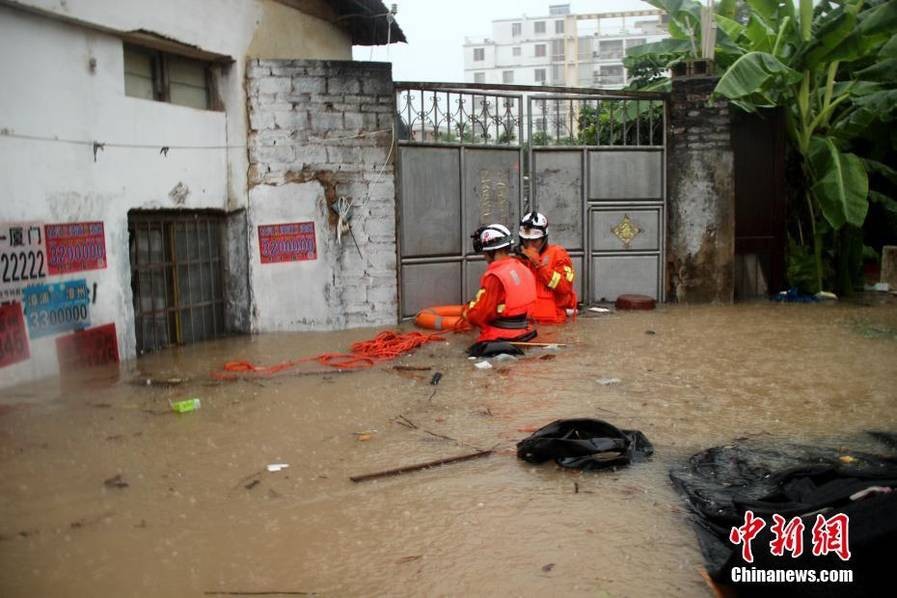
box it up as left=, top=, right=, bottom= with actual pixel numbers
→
left=469, top=256, right=537, bottom=343
left=527, top=244, right=577, bottom=324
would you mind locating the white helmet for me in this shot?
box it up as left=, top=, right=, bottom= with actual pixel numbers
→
left=519, top=212, right=548, bottom=239
left=472, top=224, right=514, bottom=252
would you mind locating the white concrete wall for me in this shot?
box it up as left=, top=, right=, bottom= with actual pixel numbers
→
left=0, top=0, right=361, bottom=388
left=0, top=5, right=229, bottom=387
left=247, top=182, right=336, bottom=330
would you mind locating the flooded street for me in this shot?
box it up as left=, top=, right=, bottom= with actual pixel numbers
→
left=1, top=301, right=896, bottom=597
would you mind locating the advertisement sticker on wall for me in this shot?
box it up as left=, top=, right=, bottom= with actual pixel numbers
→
left=258, top=222, right=317, bottom=264
left=0, top=301, right=30, bottom=368
left=23, top=279, right=91, bottom=339
left=45, top=221, right=107, bottom=275
left=56, top=322, right=119, bottom=371
left=0, top=221, right=48, bottom=300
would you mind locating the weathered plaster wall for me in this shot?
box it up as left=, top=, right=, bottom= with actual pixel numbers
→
left=0, top=5, right=229, bottom=387
left=667, top=74, right=735, bottom=303
left=248, top=0, right=352, bottom=60
left=246, top=59, right=398, bottom=331
left=0, top=1, right=363, bottom=388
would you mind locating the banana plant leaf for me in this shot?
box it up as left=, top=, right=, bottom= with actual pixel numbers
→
left=808, top=136, right=870, bottom=229
left=797, top=5, right=857, bottom=67
left=624, top=38, right=693, bottom=66
left=715, top=13, right=746, bottom=42
left=881, top=33, right=897, bottom=57
left=714, top=51, right=803, bottom=106
left=869, top=190, right=897, bottom=216
left=744, top=13, right=777, bottom=53
left=831, top=106, right=878, bottom=139
left=863, top=158, right=897, bottom=186
left=747, top=0, right=792, bottom=22
left=856, top=59, right=897, bottom=82
left=859, top=0, right=897, bottom=37
left=853, top=89, right=897, bottom=120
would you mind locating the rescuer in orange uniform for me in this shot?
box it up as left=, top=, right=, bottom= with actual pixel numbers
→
left=517, top=212, right=577, bottom=323
left=461, top=224, right=537, bottom=357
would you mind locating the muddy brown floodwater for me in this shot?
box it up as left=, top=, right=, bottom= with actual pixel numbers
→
left=1, top=301, right=896, bottom=597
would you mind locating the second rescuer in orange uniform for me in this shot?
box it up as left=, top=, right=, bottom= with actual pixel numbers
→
left=517, top=212, right=577, bottom=323
left=462, top=224, right=537, bottom=356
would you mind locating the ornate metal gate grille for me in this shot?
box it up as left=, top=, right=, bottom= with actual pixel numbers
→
left=395, top=82, right=666, bottom=318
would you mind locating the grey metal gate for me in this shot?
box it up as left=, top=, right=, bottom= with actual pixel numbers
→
left=395, top=84, right=524, bottom=318
left=395, top=83, right=666, bottom=318
left=528, top=92, right=666, bottom=303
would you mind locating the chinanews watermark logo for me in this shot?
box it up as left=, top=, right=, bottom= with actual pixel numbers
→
left=727, top=510, right=854, bottom=584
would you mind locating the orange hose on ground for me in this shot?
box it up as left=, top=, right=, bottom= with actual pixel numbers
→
left=414, top=305, right=470, bottom=332
left=210, top=329, right=454, bottom=381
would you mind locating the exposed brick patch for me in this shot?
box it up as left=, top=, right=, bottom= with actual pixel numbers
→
left=246, top=59, right=398, bottom=328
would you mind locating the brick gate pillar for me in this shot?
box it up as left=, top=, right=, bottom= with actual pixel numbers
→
left=667, top=72, right=735, bottom=303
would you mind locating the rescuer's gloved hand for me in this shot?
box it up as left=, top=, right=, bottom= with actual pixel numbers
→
left=521, top=246, right=542, bottom=267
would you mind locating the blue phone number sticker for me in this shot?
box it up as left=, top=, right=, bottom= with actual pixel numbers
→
left=23, top=280, right=91, bottom=339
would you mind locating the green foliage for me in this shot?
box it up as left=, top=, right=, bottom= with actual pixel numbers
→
left=628, top=0, right=897, bottom=293
left=786, top=237, right=822, bottom=294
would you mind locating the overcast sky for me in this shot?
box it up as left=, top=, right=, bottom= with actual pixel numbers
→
left=352, top=0, right=660, bottom=82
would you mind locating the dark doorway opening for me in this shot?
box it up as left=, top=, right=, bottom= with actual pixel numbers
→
left=128, top=210, right=226, bottom=354
left=733, top=108, right=787, bottom=299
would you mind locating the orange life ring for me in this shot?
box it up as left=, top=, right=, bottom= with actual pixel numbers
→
left=414, top=305, right=466, bottom=331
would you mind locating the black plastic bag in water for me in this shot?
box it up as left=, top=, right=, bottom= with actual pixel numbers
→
left=670, top=433, right=897, bottom=597
left=516, top=418, right=654, bottom=471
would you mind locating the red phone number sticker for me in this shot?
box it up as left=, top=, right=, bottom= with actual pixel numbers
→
left=258, top=222, right=317, bottom=264
left=45, top=221, right=107, bottom=275
left=0, top=302, right=30, bottom=368
left=56, top=322, right=119, bottom=371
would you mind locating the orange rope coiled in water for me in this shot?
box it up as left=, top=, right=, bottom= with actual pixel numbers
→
left=211, top=329, right=449, bottom=380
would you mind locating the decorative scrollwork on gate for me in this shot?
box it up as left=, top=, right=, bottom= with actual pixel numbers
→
left=396, top=87, right=523, bottom=145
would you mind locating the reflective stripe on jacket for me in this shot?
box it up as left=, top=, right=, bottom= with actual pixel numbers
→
left=529, top=244, right=577, bottom=324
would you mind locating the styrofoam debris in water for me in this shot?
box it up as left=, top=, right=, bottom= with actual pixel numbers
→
left=266, top=463, right=289, bottom=472
left=474, top=361, right=493, bottom=370
left=492, top=353, right=518, bottom=362
left=535, top=344, right=561, bottom=353
left=597, top=377, right=621, bottom=385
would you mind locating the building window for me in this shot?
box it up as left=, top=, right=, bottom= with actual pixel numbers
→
left=551, top=39, right=565, bottom=60
left=513, top=46, right=521, bottom=57
left=534, top=68, right=546, bottom=83
left=502, top=70, right=514, bottom=84
left=555, top=20, right=565, bottom=34
left=512, top=22, right=522, bottom=36
left=534, top=21, right=546, bottom=34
left=473, top=48, right=485, bottom=61
left=551, top=64, right=563, bottom=84
left=123, top=44, right=212, bottom=110
left=535, top=44, right=546, bottom=57
left=474, top=72, right=486, bottom=83
left=128, top=211, right=226, bottom=354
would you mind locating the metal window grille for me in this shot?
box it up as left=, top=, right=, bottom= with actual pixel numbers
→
left=128, top=211, right=226, bottom=354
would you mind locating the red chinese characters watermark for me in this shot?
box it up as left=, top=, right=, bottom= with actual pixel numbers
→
left=769, top=514, right=805, bottom=558
left=729, top=510, right=766, bottom=563
left=730, top=511, right=851, bottom=561
left=812, top=513, right=851, bottom=561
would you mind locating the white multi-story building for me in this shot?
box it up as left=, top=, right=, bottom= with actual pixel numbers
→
left=463, top=3, right=668, bottom=89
